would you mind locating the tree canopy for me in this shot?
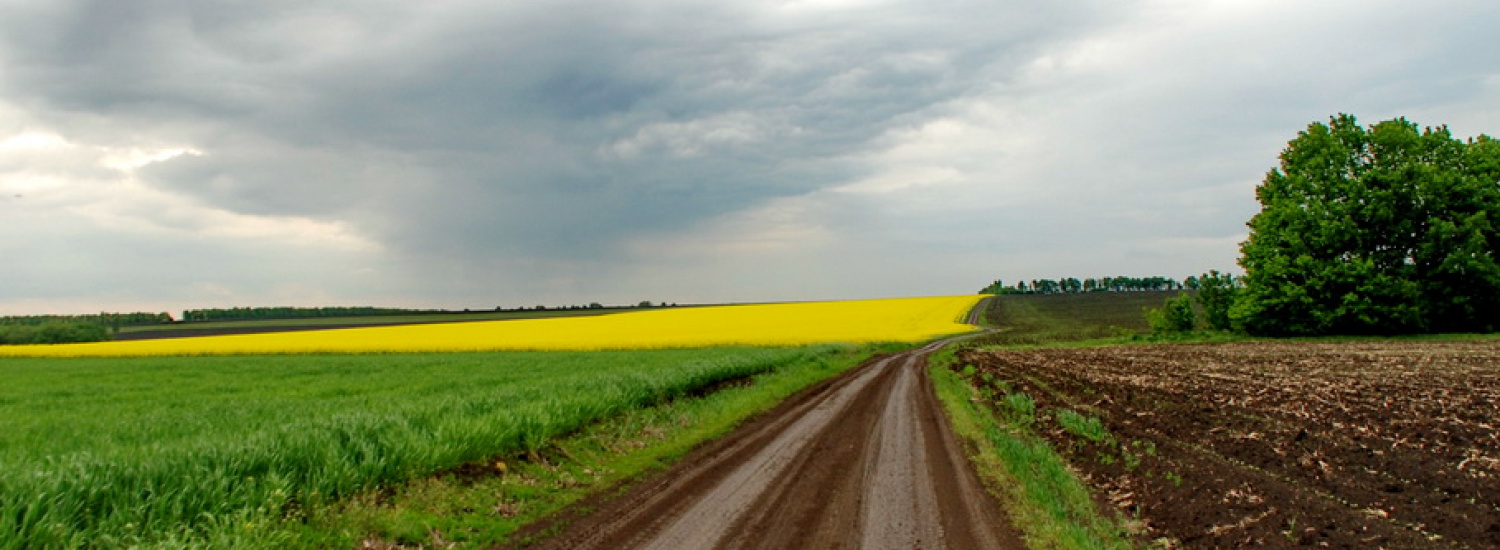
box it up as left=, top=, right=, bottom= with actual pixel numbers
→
left=979, top=275, right=1182, bottom=295
left=1233, top=114, right=1500, bottom=335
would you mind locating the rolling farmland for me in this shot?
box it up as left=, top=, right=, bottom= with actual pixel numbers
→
left=0, top=296, right=982, bottom=357
left=972, top=290, right=1181, bottom=345
left=0, top=296, right=984, bottom=548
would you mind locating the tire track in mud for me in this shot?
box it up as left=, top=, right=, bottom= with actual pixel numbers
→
left=515, top=338, right=1020, bottom=549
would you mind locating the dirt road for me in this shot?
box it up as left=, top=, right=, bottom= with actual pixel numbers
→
left=516, top=338, right=1021, bottom=549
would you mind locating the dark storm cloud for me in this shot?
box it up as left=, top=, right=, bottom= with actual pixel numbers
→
left=0, top=0, right=1119, bottom=264
left=6, top=0, right=1497, bottom=312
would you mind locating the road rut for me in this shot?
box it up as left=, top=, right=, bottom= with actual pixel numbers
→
left=517, top=338, right=1021, bottom=549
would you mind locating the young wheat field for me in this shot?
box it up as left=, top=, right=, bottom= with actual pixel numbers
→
left=0, top=348, right=853, bottom=548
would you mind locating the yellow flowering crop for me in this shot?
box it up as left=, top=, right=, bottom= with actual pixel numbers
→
left=0, top=296, right=985, bottom=357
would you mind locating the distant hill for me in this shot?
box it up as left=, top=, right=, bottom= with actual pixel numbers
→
left=974, top=290, right=1185, bottom=345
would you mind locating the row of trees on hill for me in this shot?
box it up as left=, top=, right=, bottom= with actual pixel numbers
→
left=979, top=276, right=1184, bottom=295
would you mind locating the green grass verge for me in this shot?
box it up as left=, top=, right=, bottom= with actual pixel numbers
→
left=0, top=346, right=869, bottom=549
left=929, top=346, right=1134, bottom=550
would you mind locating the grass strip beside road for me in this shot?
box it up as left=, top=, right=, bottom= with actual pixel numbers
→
left=943, top=293, right=1185, bottom=549
left=929, top=346, right=1133, bottom=550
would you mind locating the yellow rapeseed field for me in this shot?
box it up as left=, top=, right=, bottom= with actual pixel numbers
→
left=0, top=296, right=985, bottom=357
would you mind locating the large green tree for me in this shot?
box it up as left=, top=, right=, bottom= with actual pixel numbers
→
left=1233, top=114, right=1500, bottom=335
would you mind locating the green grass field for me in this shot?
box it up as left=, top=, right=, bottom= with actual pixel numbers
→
left=0, top=346, right=852, bottom=548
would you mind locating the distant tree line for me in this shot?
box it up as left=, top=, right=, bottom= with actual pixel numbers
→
left=180, top=306, right=436, bottom=322
left=979, top=275, right=1184, bottom=295
left=0, top=312, right=173, bottom=345
left=1, top=301, right=687, bottom=343
left=977, top=273, right=1243, bottom=334
left=0, top=313, right=172, bottom=345
left=1, top=312, right=174, bottom=328
left=180, top=302, right=683, bottom=322
left=0, top=322, right=111, bottom=345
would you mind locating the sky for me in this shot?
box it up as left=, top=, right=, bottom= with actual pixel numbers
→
left=2, top=0, right=1498, bottom=315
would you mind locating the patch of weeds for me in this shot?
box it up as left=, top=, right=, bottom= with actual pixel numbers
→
left=1055, top=409, right=1113, bottom=445
left=1003, top=392, right=1036, bottom=426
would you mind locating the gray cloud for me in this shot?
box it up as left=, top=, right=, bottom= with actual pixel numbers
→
left=2, top=0, right=1497, bottom=312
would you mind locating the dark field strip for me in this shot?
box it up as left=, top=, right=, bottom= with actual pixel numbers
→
left=960, top=340, right=1500, bottom=548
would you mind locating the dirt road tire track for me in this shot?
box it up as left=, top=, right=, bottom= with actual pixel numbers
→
left=512, top=339, right=1021, bottom=549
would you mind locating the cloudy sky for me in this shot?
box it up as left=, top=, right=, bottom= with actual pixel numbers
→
left=2, top=0, right=1497, bottom=315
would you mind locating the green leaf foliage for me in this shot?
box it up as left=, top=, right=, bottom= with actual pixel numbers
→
left=1194, top=270, right=1242, bottom=331
left=1146, top=294, right=1196, bottom=334
left=1235, top=114, right=1500, bottom=335
left=0, top=322, right=110, bottom=345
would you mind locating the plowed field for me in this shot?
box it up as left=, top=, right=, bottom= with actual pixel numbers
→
left=960, top=340, right=1500, bottom=548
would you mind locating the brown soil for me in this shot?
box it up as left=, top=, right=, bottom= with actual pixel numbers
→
left=506, top=340, right=1024, bottom=549
left=961, top=340, right=1500, bottom=549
